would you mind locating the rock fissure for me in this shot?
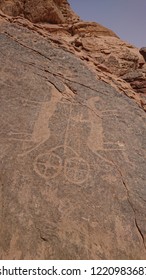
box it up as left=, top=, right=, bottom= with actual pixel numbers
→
left=112, top=163, right=146, bottom=250
left=134, top=219, right=146, bottom=250
left=35, top=71, right=103, bottom=119
left=136, top=194, right=146, bottom=204
left=2, top=31, right=118, bottom=100
left=3, top=31, right=52, bottom=61
left=15, top=56, right=146, bottom=112
left=34, top=225, right=49, bottom=243
left=35, top=71, right=102, bottom=118
left=2, top=25, right=146, bottom=112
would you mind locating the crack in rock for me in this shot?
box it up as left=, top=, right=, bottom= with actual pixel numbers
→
left=34, top=225, right=49, bottom=243
left=3, top=31, right=52, bottom=61
left=112, top=162, right=146, bottom=250
left=2, top=32, right=109, bottom=97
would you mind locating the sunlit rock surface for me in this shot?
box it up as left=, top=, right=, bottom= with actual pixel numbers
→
left=0, top=1, right=146, bottom=259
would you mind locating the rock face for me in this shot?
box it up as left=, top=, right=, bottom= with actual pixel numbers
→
left=0, top=2, right=146, bottom=260
left=140, top=47, right=146, bottom=62
left=69, top=28, right=146, bottom=99
left=0, top=0, right=80, bottom=23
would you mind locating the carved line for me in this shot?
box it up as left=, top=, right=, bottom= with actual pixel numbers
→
left=34, top=151, right=62, bottom=180
left=64, top=157, right=90, bottom=184
left=33, top=146, right=90, bottom=184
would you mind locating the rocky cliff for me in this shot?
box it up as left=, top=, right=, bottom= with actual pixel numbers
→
left=0, top=0, right=146, bottom=259
left=0, top=0, right=80, bottom=23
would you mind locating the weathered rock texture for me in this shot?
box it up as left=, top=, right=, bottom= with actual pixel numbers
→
left=0, top=1, right=146, bottom=260
left=140, top=48, right=146, bottom=62
left=0, top=0, right=80, bottom=23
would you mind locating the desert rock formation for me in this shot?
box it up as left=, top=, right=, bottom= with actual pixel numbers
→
left=0, top=0, right=146, bottom=259
left=140, top=47, right=146, bottom=62
left=0, top=0, right=80, bottom=23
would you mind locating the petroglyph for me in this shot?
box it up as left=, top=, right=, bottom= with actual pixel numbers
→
left=1, top=83, right=62, bottom=156
left=34, top=151, right=62, bottom=180
left=31, top=87, right=62, bottom=143
left=86, top=96, right=103, bottom=152
left=64, top=104, right=72, bottom=155
left=70, top=108, right=88, bottom=123
left=86, top=96, right=125, bottom=153
left=6, top=83, right=76, bottom=157
left=60, top=95, right=123, bottom=156
left=63, top=102, right=87, bottom=155
left=18, top=84, right=62, bottom=156
left=33, top=145, right=89, bottom=184
left=64, top=157, right=90, bottom=184
left=2, top=79, right=124, bottom=163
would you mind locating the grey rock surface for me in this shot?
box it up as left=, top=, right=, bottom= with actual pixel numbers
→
left=0, top=21, right=146, bottom=259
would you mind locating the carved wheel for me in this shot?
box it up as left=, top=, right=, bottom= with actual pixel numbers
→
left=34, top=152, right=62, bottom=179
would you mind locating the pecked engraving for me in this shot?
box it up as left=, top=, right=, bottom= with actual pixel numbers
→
left=64, top=157, right=90, bottom=184
left=34, top=151, right=62, bottom=180
left=86, top=96, right=125, bottom=152
left=33, top=145, right=89, bottom=184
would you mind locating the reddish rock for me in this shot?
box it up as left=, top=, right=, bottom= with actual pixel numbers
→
left=0, top=0, right=80, bottom=23
left=0, top=1, right=146, bottom=260
left=69, top=21, right=118, bottom=37
left=139, top=47, right=146, bottom=62
left=121, top=71, right=146, bottom=95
